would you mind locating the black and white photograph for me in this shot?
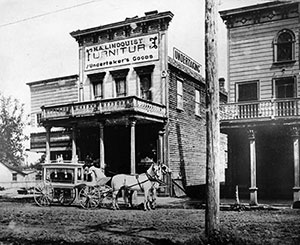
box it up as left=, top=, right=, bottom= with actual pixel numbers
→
left=0, top=0, right=300, bottom=244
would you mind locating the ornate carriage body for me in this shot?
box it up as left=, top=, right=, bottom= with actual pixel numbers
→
left=34, top=160, right=112, bottom=209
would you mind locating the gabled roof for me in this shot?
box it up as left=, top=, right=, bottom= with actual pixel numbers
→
left=0, top=162, right=26, bottom=175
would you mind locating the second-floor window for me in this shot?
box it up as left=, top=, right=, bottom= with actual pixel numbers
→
left=89, top=72, right=105, bottom=99
left=237, top=81, right=258, bottom=102
left=274, top=29, right=295, bottom=63
left=134, top=65, right=154, bottom=101
left=195, top=89, right=201, bottom=116
left=177, top=79, right=183, bottom=109
left=274, top=77, right=295, bottom=98
left=140, top=74, right=152, bottom=100
left=115, top=78, right=126, bottom=97
left=36, top=113, right=42, bottom=127
left=111, top=69, right=129, bottom=98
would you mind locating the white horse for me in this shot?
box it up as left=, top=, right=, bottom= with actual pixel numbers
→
left=111, top=162, right=162, bottom=211
left=147, top=163, right=171, bottom=209
left=84, top=165, right=109, bottom=186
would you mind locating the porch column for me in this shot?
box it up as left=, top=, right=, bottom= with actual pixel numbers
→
left=71, top=124, right=77, bottom=162
left=45, top=126, right=51, bottom=163
left=158, top=130, right=165, bottom=164
left=99, top=121, right=105, bottom=170
left=291, top=126, right=300, bottom=203
left=130, top=118, right=136, bottom=174
left=247, top=128, right=258, bottom=206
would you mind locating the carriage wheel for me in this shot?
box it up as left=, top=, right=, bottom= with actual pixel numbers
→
left=33, top=181, right=53, bottom=207
left=78, top=186, right=101, bottom=209
left=57, top=188, right=76, bottom=206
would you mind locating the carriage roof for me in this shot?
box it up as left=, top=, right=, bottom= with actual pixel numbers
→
left=41, top=161, right=85, bottom=169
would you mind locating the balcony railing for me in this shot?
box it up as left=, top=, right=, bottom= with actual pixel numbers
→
left=220, top=98, right=300, bottom=121
left=41, top=96, right=166, bottom=120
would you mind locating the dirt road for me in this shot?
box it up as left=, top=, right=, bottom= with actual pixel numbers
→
left=0, top=200, right=299, bottom=244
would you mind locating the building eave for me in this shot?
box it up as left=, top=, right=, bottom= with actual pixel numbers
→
left=26, top=74, right=78, bottom=86
left=70, top=11, right=174, bottom=38
left=219, top=1, right=295, bottom=18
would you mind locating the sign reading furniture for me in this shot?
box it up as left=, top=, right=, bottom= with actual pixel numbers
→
left=84, top=34, right=159, bottom=71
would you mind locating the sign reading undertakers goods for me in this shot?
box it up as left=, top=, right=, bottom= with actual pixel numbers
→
left=84, top=34, right=159, bottom=71
left=173, top=47, right=202, bottom=75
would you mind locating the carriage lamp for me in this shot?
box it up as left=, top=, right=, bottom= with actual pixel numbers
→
left=54, top=170, right=58, bottom=178
left=65, top=170, right=67, bottom=178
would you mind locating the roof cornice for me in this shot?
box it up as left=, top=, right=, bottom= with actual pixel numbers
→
left=220, top=1, right=298, bottom=28
left=70, top=11, right=174, bottom=39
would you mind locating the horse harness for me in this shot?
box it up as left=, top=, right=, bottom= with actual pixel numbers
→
left=125, top=172, right=161, bottom=191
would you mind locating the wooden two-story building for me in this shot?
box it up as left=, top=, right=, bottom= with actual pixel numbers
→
left=220, top=1, right=300, bottom=205
left=27, top=11, right=228, bottom=197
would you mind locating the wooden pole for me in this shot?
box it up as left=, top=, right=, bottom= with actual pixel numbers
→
left=205, top=0, right=220, bottom=236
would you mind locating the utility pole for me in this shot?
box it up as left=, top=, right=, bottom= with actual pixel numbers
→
left=205, top=0, right=220, bottom=236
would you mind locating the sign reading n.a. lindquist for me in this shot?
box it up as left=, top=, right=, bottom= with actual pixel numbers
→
left=84, top=34, right=159, bottom=71
left=173, top=47, right=202, bottom=75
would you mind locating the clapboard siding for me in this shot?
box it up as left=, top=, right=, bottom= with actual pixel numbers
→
left=29, top=77, right=78, bottom=113
left=227, top=15, right=300, bottom=103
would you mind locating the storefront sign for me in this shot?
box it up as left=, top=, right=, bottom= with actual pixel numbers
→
left=85, top=34, right=159, bottom=70
left=173, top=47, right=202, bottom=75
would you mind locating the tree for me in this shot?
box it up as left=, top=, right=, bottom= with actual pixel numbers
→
left=0, top=92, right=28, bottom=166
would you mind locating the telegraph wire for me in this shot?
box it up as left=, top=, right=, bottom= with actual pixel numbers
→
left=0, top=0, right=103, bottom=28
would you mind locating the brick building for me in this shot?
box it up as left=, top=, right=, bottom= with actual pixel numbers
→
left=27, top=11, right=227, bottom=197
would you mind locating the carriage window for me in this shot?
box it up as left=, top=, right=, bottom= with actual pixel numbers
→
left=77, top=168, right=82, bottom=180
left=47, top=168, right=75, bottom=184
left=110, top=69, right=129, bottom=98
left=274, top=29, right=295, bottom=63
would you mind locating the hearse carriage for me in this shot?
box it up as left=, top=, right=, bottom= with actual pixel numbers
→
left=33, top=159, right=112, bottom=209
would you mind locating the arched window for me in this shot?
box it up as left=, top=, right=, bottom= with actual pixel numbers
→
left=274, top=29, right=295, bottom=63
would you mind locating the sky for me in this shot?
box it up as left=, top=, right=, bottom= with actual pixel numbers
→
left=0, top=0, right=273, bottom=115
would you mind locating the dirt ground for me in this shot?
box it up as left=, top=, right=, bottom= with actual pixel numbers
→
left=0, top=199, right=299, bottom=245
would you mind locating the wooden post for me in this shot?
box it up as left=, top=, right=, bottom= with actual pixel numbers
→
left=291, top=126, right=300, bottom=203
left=71, top=124, right=77, bottom=162
left=99, top=121, right=105, bottom=170
left=158, top=130, right=165, bottom=164
left=205, top=0, right=220, bottom=236
left=248, top=128, right=258, bottom=206
left=130, top=118, right=136, bottom=174
left=45, top=126, right=51, bottom=163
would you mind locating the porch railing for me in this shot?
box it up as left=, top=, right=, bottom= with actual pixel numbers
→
left=41, top=96, right=166, bottom=120
left=220, top=98, right=300, bottom=121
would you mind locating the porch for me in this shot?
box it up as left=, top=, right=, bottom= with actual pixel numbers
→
left=220, top=99, right=300, bottom=206
left=221, top=98, right=300, bottom=122
left=39, top=96, right=168, bottom=176
left=41, top=96, right=166, bottom=121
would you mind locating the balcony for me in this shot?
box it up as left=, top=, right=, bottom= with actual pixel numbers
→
left=220, top=98, right=300, bottom=122
left=41, top=96, right=166, bottom=121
